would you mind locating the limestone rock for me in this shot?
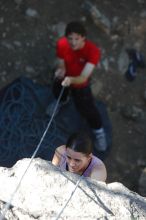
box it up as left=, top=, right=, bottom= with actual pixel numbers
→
left=139, top=167, right=146, bottom=197
left=0, top=158, right=146, bottom=220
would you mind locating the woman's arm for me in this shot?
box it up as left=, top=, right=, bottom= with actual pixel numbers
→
left=90, top=163, right=107, bottom=182
left=52, top=145, right=66, bottom=166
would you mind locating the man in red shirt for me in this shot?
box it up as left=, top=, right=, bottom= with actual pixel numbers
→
left=47, top=21, right=107, bottom=152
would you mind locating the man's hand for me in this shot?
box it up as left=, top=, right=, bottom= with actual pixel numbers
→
left=61, top=77, right=72, bottom=87
left=55, top=68, right=65, bottom=79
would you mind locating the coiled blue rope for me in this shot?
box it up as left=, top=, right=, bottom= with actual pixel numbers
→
left=0, top=77, right=65, bottom=167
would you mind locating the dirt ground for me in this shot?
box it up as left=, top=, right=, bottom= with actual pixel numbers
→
left=0, top=0, right=146, bottom=193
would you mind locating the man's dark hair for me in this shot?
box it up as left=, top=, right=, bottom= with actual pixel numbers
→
left=66, top=131, right=93, bottom=155
left=65, top=21, right=86, bottom=37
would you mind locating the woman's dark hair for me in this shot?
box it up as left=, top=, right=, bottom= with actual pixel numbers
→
left=65, top=21, right=86, bottom=37
left=66, top=131, right=93, bottom=155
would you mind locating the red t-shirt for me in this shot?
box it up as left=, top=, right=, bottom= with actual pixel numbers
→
left=56, top=37, right=101, bottom=88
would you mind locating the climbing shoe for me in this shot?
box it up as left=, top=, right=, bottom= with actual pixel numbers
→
left=127, top=49, right=145, bottom=68
left=125, top=62, right=137, bottom=81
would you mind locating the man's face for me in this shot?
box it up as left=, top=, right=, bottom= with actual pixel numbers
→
left=67, top=33, right=85, bottom=50
left=66, top=148, right=91, bottom=175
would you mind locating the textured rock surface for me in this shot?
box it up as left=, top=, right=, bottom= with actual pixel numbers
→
left=0, top=158, right=146, bottom=220
left=139, top=167, right=146, bottom=197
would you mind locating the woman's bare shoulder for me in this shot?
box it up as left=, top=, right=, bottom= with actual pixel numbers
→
left=91, top=160, right=107, bottom=182
left=55, top=145, right=66, bottom=154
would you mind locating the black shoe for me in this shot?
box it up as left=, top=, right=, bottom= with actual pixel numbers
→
left=125, top=62, right=137, bottom=81
left=126, top=49, right=145, bottom=68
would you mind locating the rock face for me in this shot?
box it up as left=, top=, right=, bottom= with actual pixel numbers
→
left=139, top=167, right=146, bottom=197
left=0, top=158, right=146, bottom=220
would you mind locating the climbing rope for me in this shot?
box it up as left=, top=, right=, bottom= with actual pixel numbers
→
left=0, top=85, right=65, bottom=220
left=55, top=175, right=84, bottom=220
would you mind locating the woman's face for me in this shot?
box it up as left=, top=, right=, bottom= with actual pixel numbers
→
left=66, top=148, right=91, bottom=175
left=67, top=33, right=85, bottom=50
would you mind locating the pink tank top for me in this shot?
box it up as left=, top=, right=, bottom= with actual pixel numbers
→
left=59, top=152, right=103, bottom=177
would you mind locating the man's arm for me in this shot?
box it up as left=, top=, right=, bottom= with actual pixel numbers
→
left=62, top=62, right=95, bottom=87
